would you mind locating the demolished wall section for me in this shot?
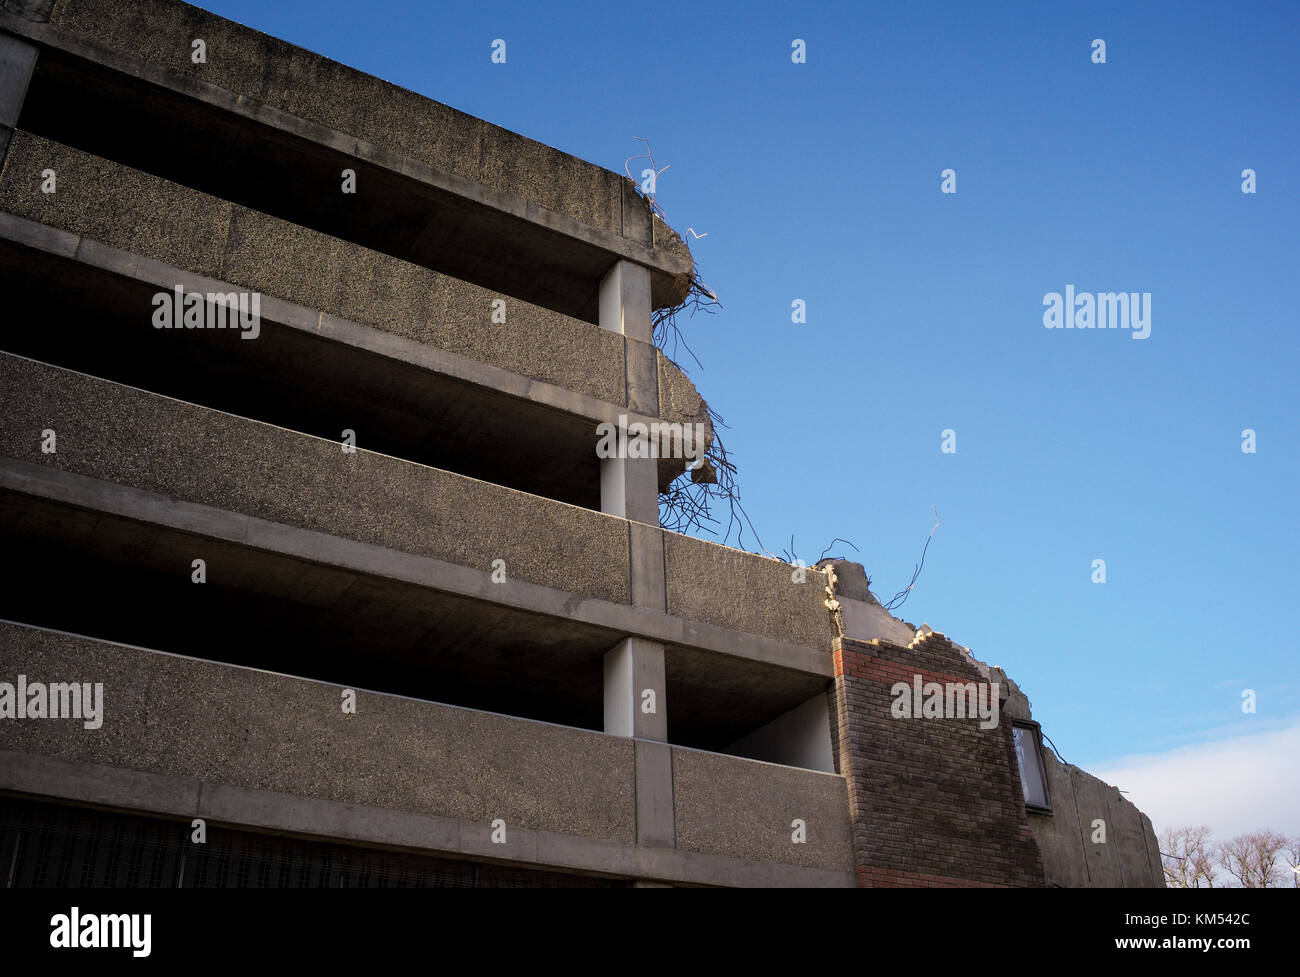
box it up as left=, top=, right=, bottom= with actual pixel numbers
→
left=832, top=632, right=1047, bottom=887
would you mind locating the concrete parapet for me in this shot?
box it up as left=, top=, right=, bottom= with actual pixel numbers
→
left=664, top=531, right=838, bottom=653
left=672, top=746, right=854, bottom=872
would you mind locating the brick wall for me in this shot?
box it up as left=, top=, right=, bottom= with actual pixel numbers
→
left=831, top=633, right=1046, bottom=887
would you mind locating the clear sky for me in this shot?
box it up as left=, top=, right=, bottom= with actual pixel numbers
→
left=194, top=0, right=1299, bottom=842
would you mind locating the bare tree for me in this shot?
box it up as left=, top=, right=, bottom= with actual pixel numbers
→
left=1160, top=825, right=1216, bottom=888
left=1287, top=835, right=1300, bottom=888
left=1217, top=830, right=1288, bottom=888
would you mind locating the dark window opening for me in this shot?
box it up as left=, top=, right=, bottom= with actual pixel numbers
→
left=1013, top=721, right=1052, bottom=813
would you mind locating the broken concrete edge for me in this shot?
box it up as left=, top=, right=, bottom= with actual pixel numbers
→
left=819, top=558, right=1008, bottom=683
left=649, top=211, right=695, bottom=308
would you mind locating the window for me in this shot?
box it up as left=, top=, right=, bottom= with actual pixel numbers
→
left=1013, top=721, right=1052, bottom=812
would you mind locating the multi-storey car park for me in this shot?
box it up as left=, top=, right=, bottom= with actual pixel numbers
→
left=0, top=0, right=1164, bottom=888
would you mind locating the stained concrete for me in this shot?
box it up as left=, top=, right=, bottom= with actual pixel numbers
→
left=672, top=747, right=854, bottom=872
left=7, top=38, right=689, bottom=319
left=2, top=1, right=54, bottom=22
left=635, top=740, right=676, bottom=847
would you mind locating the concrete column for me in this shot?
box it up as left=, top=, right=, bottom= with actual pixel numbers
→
left=599, top=263, right=676, bottom=850
left=600, top=259, right=660, bottom=420
left=599, top=453, right=660, bottom=525
left=598, top=260, right=652, bottom=343
left=597, top=259, right=665, bottom=605
left=603, top=635, right=675, bottom=849
left=0, top=34, right=38, bottom=167
left=603, top=636, right=666, bottom=741
left=598, top=260, right=660, bottom=525
left=634, top=739, right=675, bottom=848
left=599, top=260, right=659, bottom=416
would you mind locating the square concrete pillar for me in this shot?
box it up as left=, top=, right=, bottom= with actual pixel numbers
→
left=596, top=259, right=666, bottom=608
left=605, top=636, right=675, bottom=849
left=599, top=259, right=658, bottom=415
left=597, top=259, right=659, bottom=524
left=599, top=454, right=659, bottom=525
left=599, top=457, right=666, bottom=609
left=634, top=739, right=675, bottom=848
left=598, top=260, right=652, bottom=343
left=603, top=636, right=667, bottom=741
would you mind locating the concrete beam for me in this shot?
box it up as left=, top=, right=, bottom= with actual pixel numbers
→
left=666, top=532, right=839, bottom=654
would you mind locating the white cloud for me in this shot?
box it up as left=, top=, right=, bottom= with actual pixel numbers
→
left=1091, top=722, right=1300, bottom=841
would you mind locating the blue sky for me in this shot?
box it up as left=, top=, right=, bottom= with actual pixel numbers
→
left=196, top=0, right=1299, bottom=839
